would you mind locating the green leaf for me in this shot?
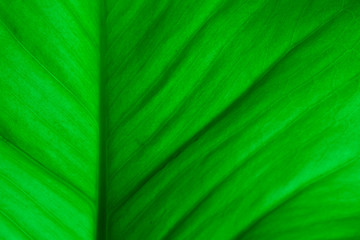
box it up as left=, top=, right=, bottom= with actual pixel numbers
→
left=0, top=0, right=100, bottom=239
left=1, top=0, right=360, bottom=239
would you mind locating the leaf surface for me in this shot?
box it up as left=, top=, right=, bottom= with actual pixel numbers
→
left=106, top=0, right=360, bottom=239
left=1, top=0, right=360, bottom=239
left=0, top=0, right=100, bottom=239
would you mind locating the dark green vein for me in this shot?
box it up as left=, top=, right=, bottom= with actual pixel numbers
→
left=107, top=0, right=254, bottom=110
left=120, top=76, right=357, bottom=235
left=160, top=75, right=359, bottom=239
left=108, top=8, right=345, bottom=219
left=107, top=0, right=255, bottom=138
left=97, top=0, right=108, bottom=239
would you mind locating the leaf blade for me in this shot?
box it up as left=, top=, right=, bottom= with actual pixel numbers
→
left=0, top=1, right=100, bottom=239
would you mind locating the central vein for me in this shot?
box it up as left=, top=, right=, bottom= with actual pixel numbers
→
left=97, top=0, right=108, bottom=239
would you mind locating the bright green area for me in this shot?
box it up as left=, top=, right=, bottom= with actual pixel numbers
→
left=1, top=0, right=360, bottom=239
left=0, top=0, right=100, bottom=239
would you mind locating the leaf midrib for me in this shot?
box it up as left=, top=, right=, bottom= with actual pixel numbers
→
left=97, top=0, right=108, bottom=239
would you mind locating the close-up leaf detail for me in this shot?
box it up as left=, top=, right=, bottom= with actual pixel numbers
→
left=1, top=0, right=360, bottom=239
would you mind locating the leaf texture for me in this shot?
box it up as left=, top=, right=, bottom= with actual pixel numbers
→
left=1, top=0, right=360, bottom=239
left=0, top=0, right=100, bottom=239
left=105, top=0, right=360, bottom=239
